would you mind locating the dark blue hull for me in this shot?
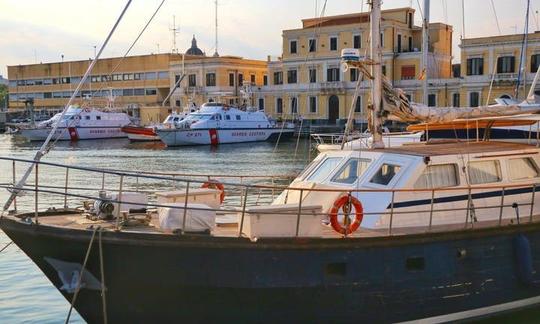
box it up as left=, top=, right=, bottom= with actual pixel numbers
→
left=2, top=217, right=540, bottom=323
left=425, top=128, right=539, bottom=142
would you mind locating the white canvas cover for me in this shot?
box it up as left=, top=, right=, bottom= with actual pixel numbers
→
left=158, top=203, right=216, bottom=233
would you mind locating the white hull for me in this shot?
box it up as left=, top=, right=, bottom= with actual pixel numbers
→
left=19, top=127, right=127, bottom=141
left=318, top=132, right=424, bottom=152
left=126, top=133, right=161, bottom=141
left=157, top=128, right=294, bottom=146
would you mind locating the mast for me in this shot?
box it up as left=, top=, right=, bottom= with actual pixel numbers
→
left=370, top=0, right=384, bottom=148
left=422, top=0, right=430, bottom=105
left=213, top=0, right=220, bottom=57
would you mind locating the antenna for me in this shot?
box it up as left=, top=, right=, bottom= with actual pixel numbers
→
left=170, top=15, right=180, bottom=54
left=213, top=0, right=219, bottom=57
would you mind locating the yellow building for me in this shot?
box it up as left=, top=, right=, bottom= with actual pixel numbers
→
left=7, top=53, right=178, bottom=115
left=457, top=32, right=540, bottom=107
left=260, top=7, right=453, bottom=124
left=168, top=37, right=268, bottom=109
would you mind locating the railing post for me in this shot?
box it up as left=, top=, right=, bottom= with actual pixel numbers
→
left=135, top=174, right=140, bottom=193
left=64, top=168, right=69, bottom=209
left=271, top=177, right=275, bottom=201
left=101, top=172, right=105, bottom=191
left=428, top=189, right=435, bottom=232
left=295, top=189, right=304, bottom=237
left=12, top=160, right=17, bottom=213
left=115, top=175, right=124, bottom=230
left=388, top=191, right=395, bottom=235
left=498, top=187, right=505, bottom=226
left=238, top=187, right=249, bottom=238
left=530, top=184, right=536, bottom=223
left=34, top=163, right=39, bottom=225
left=465, top=188, right=472, bottom=229
left=181, top=181, right=190, bottom=235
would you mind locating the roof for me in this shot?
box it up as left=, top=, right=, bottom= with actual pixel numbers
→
left=372, top=141, right=539, bottom=157
left=300, top=7, right=415, bottom=29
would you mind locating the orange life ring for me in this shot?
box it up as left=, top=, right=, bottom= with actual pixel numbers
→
left=328, top=195, right=363, bottom=235
left=201, top=180, right=225, bottom=203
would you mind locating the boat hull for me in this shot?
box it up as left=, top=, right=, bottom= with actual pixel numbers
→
left=156, top=128, right=295, bottom=146
left=2, top=216, right=540, bottom=323
left=121, top=126, right=160, bottom=141
left=19, top=127, right=127, bottom=141
left=426, top=127, right=540, bottom=144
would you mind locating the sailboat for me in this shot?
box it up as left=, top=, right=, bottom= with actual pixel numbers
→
left=1, top=1, right=540, bottom=323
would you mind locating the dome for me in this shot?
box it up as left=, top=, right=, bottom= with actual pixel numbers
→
left=185, top=35, right=204, bottom=56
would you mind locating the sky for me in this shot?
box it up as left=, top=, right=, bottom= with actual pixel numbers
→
left=1, top=0, right=540, bottom=77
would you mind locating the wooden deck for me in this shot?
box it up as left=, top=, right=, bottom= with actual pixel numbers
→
left=372, top=141, right=539, bottom=157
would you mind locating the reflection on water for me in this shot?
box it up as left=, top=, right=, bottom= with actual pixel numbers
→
left=0, top=134, right=313, bottom=323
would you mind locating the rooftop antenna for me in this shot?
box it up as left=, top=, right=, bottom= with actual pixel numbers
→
left=170, top=15, right=180, bottom=54
left=213, top=0, right=219, bottom=57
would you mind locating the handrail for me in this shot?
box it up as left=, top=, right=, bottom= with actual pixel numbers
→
left=1, top=156, right=539, bottom=194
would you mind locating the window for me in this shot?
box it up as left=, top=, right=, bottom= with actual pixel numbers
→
left=229, top=73, right=235, bottom=86
left=353, top=34, right=361, bottom=49
left=306, top=157, right=342, bottom=182
left=145, top=72, right=156, bottom=80
left=290, top=97, right=298, bottom=114
left=287, top=70, right=297, bottom=84
left=354, top=96, right=362, bottom=112
left=330, top=36, right=338, bottom=51
left=470, top=92, right=480, bottom=107
left=508, top=158, right=540, bottom=180
left=236, top=115, right=241, bottom=121
left=401, top=66, right=416, bottom=80
left=123, top=89, right=134, bottom=96
left=308, top=38, right=317, bottom=52
left=327, top=68, right=340, bottom=82
left=134, top=73, right=141, bottom=80
left=309, top=69, right=317, bottom=83
left=428, top=94, right=436, bottom=107
left=408, top=12, right=413, bottom=28
left=370, top=164, right=401, bottom=186
left=225, top=115, right=231, bottom=120
left=188, top=74, right=197, bottom=87
left=158, top=71, right=168, bottom=79
left=453, top=93, right=460, bottom=107
left=96, top=116, right=102, bottom=120
left=250, top=74, right=256, bottom=83
left=258, top=98, right=265, bottom=110
left=290, top=40, right=297, bottom=54
left=145, top=88, right=157, bottom=96
left=408, top=37, right=413, bottom=52
left=238, top=73, right=244, bottom=86
left=85, top=116, right=90, bottom=120
left=276, top=98, right=283, bottom=114
left=174, top=75, right=182, bottom=88
left=497, top=56, right=515, bottom=74
left=123, top=73, right=134, bottom=81
left=468, top=161, right=501, bottom=184
left=273, top=71, right=283, bottom=85
left=350, top=69, right=359, bottom=82
left=382, top=65, right=387, bottom=76
left=112, top=74, right=122, bottom=81
left=531, top=54, right=540, bottom=73
left=467, top=58, right=484, bottom=75
left=134, top=88, right=144, bottom=96
left=415, top=164, right=459, bottom=189
left=309, top=96, right=317, bottom=113
left=331, top=158, right=371, bottom=184
left=206, top=73, right=216, bottom=87
left=397, top=34, right=402, bottom=53
left=263, top=75, right=268, bottom=86
left=44, top=92, right=52, bottom=99
left=380, top=31, right=384, bottom=47
left=175, top=100, right=181, bottom=107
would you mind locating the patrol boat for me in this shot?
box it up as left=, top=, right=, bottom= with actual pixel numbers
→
left=2, top=1, right=540, bottom=323
left=155, top=102, right=294, bottom=146
left=18, top=105, right=133, bottom=141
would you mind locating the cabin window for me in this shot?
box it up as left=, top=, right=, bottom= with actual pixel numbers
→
left=306, top=157, right=342, bottom=182
left=236, top=115, right=241, bottom=121
left=468, top=161, right=501, bottom=184
left=508, top=158, right=540, bottom=180
left=173, top=117, right=179, bottom=122
left=415, top=164, right=459, bottom=189
left=370, top=164, right=401, bottom=186
left=96, top=116, right=101, bottom=120
left=85, top=116, right=90, bottom=120
left=331, top=158, right=371, bottom=184
left=225, top=115, right=231, bottom=120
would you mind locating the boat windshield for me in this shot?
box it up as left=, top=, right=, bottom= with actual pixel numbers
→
left=305, top=157, right=342, bottom=182
left=184, top=113, right=212, bottom=122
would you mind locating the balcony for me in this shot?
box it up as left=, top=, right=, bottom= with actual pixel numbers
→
left=320, top=81, right=346, bottom=94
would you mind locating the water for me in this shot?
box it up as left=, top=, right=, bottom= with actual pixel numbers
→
left=0, top=134, right=313, bottom=323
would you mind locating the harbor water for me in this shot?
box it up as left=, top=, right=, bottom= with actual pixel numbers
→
left=0, top=134, right=312, bottom=323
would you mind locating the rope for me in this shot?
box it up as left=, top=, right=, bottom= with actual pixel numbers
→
left=99, top=229, right=108, bottom=324
left=65, top=227, right=98, bottom=324
left=0, top=241, right=13, bottom=253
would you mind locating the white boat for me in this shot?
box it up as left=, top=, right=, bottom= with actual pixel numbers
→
left=156, top=103, right=295, bottom=146
left=122, top=111, right=191, bottom=142
left=313, top=129, right=424, bottom=152
left=17, top=106, right=133, bottom=141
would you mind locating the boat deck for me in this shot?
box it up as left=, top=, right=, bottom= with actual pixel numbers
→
left=373, top=141, right=539, bottom=157
left=18, top=210, right=540, bottom=239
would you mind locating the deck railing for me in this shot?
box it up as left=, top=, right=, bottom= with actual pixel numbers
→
left=0, top=156, right=538, bottom=238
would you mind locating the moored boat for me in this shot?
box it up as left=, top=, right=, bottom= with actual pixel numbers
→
left=122, top=111, right=192, bottom=142
left=156, top=102, right=295, bottom=146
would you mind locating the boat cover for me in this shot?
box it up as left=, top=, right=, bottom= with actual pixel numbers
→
left=158, top=203, right=216, bottom=233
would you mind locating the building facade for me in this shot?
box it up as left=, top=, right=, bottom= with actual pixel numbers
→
left=259, top=8, right=454, bottom=124
left=7, top=53, right=178, bottom=114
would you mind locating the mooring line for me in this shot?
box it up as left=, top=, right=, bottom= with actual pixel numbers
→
left=0, top=241, right=13, bottom=253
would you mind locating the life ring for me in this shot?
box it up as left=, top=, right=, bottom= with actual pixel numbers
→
left=201, top=180, right=225, bottom=203
left=328, top=195, right=363, bottom=235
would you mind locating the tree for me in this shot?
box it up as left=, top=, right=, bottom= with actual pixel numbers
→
left=0, top=84, right=7, bottom=110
